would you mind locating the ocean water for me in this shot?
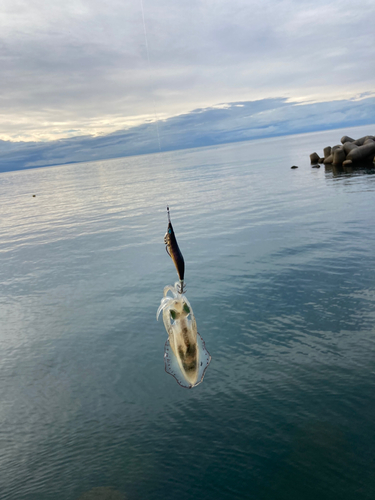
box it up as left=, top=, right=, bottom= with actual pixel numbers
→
left=1, top=125, right=375, bottom=500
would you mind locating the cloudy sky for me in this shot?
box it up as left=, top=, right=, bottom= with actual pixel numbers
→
left=1, top=0, right=375, bottom=162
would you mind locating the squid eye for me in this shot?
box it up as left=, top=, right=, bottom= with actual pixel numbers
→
left=183, top=304, right=190, bottom=314
left=170, top=310, right=177, bottom=320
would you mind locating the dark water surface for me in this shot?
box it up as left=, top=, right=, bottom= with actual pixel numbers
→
left=1, top=126, right=375, bottom=500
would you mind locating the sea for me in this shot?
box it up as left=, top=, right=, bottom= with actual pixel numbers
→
left=1, top=125, right=375, bottom=500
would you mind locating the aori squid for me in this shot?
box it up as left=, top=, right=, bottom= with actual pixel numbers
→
left=157, top=207, right=211, bottom=389
left=157, top=282, right=211, bottom=388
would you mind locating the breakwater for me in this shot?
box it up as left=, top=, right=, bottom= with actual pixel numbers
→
left=310, top=134, right=375, bottom=168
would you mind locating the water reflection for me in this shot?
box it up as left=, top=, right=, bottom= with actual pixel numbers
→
left=157, top=282, right=211, bottom=388
left=325, top=161, right=375, bottom=177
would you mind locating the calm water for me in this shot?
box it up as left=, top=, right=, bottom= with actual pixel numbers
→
left=1, top=126, right=375, bottom=500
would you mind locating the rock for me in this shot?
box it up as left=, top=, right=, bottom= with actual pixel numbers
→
left=323, top=146, right=332, bottom=158
left=341, top=135, right=355, bottom=144
left=312, top=165, right=320, bottom=168
left=353, top=136, right=370, bottom=146
left=347, top=141, right=375, bottom=162
left=333, top=148, right=346, bottom=165
left=324, top=154, right=333, bottom=164
left=310, top=133, right=375, bottom=169
left=291, top=165, right=298, bottom=169
left=343, top=142, right=358, bottom=154
left=310, top=152, right=320, bottom=164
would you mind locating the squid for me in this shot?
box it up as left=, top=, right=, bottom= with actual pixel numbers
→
left=157, top=282, right=211, bottom=388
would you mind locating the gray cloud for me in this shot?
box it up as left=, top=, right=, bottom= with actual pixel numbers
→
left=1, top=0, right=374, bottom=142
left=1, top=96, right=374, bottom=172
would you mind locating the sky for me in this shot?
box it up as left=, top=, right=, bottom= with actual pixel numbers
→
left=1, top=0, right=375, bottom=167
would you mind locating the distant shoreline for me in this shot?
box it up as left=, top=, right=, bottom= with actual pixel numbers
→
left=1, top=122, right=375, bottom=174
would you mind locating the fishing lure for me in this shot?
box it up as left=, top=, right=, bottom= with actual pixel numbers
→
left=164, top=206, right=185, bottom=293
left=157, top=282, right=211, bottom=388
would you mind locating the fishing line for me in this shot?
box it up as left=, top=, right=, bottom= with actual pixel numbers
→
left=140, top=0, right=161, bottom=151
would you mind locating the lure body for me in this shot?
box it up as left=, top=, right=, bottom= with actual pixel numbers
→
left=164, top=207, right=185, bottom=289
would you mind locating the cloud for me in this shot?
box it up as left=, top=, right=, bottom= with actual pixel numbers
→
left=1, top=96, right=374, bottom=172
left=0, top=0, right=374, bottom=143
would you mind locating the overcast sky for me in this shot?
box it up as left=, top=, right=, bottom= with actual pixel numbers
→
left=1, top=0, right=375, bottom=145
